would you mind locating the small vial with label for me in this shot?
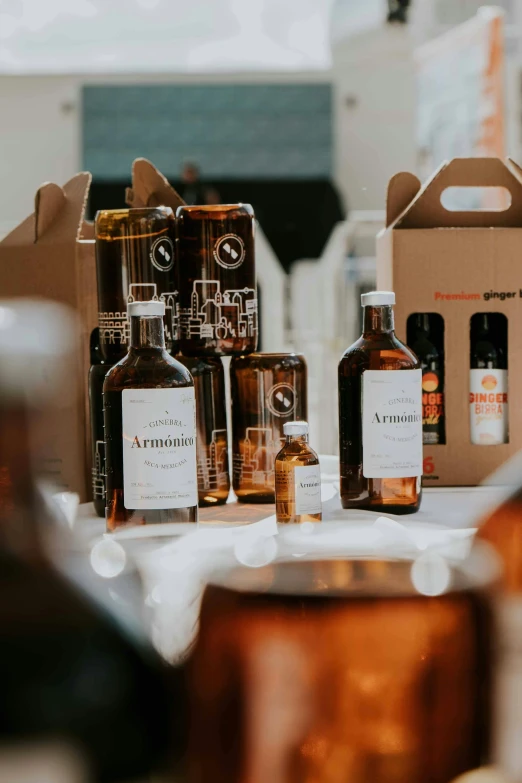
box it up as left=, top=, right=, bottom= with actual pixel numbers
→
left=275, top=421, right=322, bottom=524
left=103, top=300, right=198, bottom=532
left=338, top=291, right=422, bottom=514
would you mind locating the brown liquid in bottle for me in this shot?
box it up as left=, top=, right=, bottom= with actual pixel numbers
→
left=95, top=207, right=179, bottom=362
left=275, top=422, right=321, bottom=524
left=177, top=355, right=230, bottom=506
left=231, top=353, right=307, bottom=503
left=104, top=304, right=197, bottom=531
left=176, top=204, right=257, bottom=356
left=339, top=294, right=422, bottom=513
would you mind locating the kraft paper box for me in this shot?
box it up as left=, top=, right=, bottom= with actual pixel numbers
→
left=0, top=173, right=97, bottom=500
left=377, top=157, right=522, bottom=486
left=125, top=157, right=185, bottom=212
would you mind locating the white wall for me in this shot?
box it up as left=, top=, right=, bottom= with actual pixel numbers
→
left=332, top=23, right=417, bottom=212
left=0, top=68, right=329, bottom=234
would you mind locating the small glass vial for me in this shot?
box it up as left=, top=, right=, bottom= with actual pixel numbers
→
left=275, top=421, right=322, bottom=524
left=103, top=300, right=198, bottom=532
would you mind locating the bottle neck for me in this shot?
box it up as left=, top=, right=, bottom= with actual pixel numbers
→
left=363, top=305, right=395, bottom=335
left=130, top=315, right=165, bottom=350
left=286, top=434, right=308, bottom=445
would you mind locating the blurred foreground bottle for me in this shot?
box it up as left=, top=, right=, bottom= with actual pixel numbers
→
left=477, top=481, right=522, bottom=782
left=187, top=553, right=495, bottom=783
left=0, top=300, right=176, bottom=782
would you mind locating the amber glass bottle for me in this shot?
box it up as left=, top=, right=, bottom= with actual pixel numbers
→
left=231, top=352, right=308, bottom=503
left=177, top=355, right=230, bottom=506
left=103, top=301, right=197, bottom=532
left=339, top=291, right=422, bottom=513
left=176, top=204, right=257, bottom=356
left=95, top=207, right=179, bottom=361
left=88, top=328, right=114, bottom=517
left=470, top=313, right=508, bottom=445
left=275, top=421, right=321, bottom=524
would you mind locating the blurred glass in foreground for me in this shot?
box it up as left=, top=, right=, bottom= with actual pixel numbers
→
left=0, top=300, right=179, bottom=782
left=186, top=551, right=496, bottom=783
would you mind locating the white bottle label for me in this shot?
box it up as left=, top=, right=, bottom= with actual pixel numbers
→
left=362, top=369, right=423, bottom=479
left=294, top=464, right=322, bottom=515
left=469, top=368, right=508, bottom=445
left=122, top=387, right=197, bottom=510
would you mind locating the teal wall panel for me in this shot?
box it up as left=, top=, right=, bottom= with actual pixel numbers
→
left=82, top=83, right=332, bottom=180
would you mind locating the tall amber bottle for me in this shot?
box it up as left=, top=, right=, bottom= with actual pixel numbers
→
left=177, top=355, right=230, bottom=506
left=338, top=291, right=422, bottom=513
left=176, top=204, right=257, bottom=356
left=104, top=301, right=198, bottom=532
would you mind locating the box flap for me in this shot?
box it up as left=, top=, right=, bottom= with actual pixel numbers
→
left=386, top=172, right=421, bottom=227
left=392, top=158, right=522, bottom=229
left=125, top=158, right=185, bottom=212
left=1, top=172, right=92, bottom=246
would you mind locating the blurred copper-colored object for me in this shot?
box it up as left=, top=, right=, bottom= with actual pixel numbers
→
left=231, top=353, right=307, bottom=503
left=477, top=489, right=522, bottom=593
left=187, top=556, right=493, bottom=783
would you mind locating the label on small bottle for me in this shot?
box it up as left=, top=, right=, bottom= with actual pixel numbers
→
left=421, top=369, right=445, bottom=445
left=362, top=369, right=423, bottom=479
left=122, top=387, right=197, bottom=510
left=469, top=369, right=508, bottom=445
left=294, top=464, right=322, bottom=515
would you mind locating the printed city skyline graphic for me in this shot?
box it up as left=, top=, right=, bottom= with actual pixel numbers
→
left=180, top=279, right=257, bottom=341
left=198, top=428, right=229, bottom=492
left=233, top=426, right=282, bottom=487
left=98, top=282, right=180, bottom=347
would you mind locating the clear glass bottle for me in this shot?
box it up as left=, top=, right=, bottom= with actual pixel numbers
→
left=470, top=313, right=508, bottom=445
left=275, top=421, right=322, bottom=524
left=103, top=300, right=198, bottom=532
left=338, top=291, right=422, bottom=514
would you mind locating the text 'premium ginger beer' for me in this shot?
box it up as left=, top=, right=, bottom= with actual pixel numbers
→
left=176, top=204, right=257, bottom=356
left=338, top=291, right=422, bottom=513
left=103, top=301, right=197, bottom=532
left=470, top=313, right=508, bottom=445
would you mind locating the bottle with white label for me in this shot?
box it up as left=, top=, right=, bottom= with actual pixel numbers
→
left=338, top=291, right=422, bottom=513
left=104, top=300, right=198, bottom=532
left=275, top=421, right=322, bottom=524
left=470, top=313, right=508, bottom=445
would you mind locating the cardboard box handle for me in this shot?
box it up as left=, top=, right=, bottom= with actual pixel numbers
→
left=397, top=158, right=522, bottom=228
left=34, top=183, right=66, bottom=242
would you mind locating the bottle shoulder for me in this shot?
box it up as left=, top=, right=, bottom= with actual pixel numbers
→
left=276, top=443, right=319, bottom=464
left=339, top=334, right=420, bottom=372
left=103, top=350, right=193, bottom=391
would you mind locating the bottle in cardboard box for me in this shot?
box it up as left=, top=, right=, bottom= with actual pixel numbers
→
left=408, top=314, right=446, bottom=445
left=338, top=291, right=422, bottom=513
left=470, top=313, right=508, bottom=445
left=88, top=328, right=113, bottom=517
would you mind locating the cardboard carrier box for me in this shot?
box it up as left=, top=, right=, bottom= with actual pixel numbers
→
left=0, top=174, right=97, bottom=501
left=377, top=157, right=522, bottom=486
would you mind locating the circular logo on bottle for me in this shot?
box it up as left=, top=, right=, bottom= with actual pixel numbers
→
left=481, top=374, right=498, bottom=390
left=267, top=383, right=297, bottom=418
left=150, top=236, right=175, bottom=272
left=422, top=372, right=439, bottom=392
left=213, top=234, right=245, bottom=270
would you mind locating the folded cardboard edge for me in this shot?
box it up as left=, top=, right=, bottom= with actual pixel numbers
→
left=126, top=158, right=186, bottom=212
left=0, top=172, right=92, bottom=246
left=384, top=157, right=522, bottom=231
